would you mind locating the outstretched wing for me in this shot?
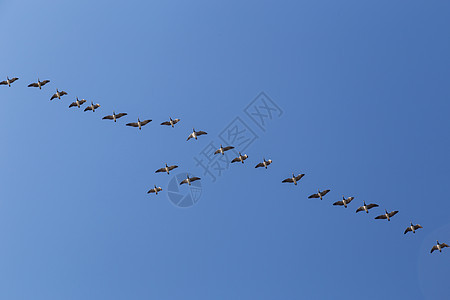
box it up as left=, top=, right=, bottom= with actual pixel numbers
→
left=431, top=245, right=438, bottom=253
left=375, top=214, right=387, bottom=220
left=79, top=99, right=87, bottom=105
left=333, top=201, right=344, bottom=206
left=404, top=227, right=412, bottom=234
left=103, top=115, right=114, bottom=120
left=214, top=149, right=221, bottom=155
left=140, top=119, right=152, bottom=126
left=367, top=204, right=378, bottom=209
left=93, top=104, right=101, bottom=109
left=60, top=91, right=68, bottom=96
left=190, top=177, right=201, bottom=182
left=308, top=194, right=320, bottom=199
left=414, top=225, right=423, bottom=230
left=231, top=157, right=240, bottom=163
left=0, top=81, right=7, bottom=85
left=116, top=113, right=127, bottom=118
left=84, top=106, right=93, bottom=112
left=41, top=80, right=50, bottom=86
left=50, top=94, right=57, bottom=100
left=155, top=168, right=166, bottom=173
left=355, top=206, right=364, bottom=213
left=388, top=211, right=399, bottom=218
left=28, top=82, right=39, bottom=87
left=196, top=131, right=207, bottom=136
left=282, top=178, right=294, bottom=183
left=69, top=102, right=77, bottom=108
left=168, top=165, right=178, bottom=171
left=295, top=174, right=305, bottom=181
left=223, top=146, right=234, bottom=151
left=172, top=118, right=180, bottom=124
left=321, top=190, right=330, bottom=196
left=160, top=121, right=171, bottom=126
left=179, top=179, right=188, bottom=185
left=441, top=243, right=449, bottom=248
left=126, top=122, right=139, bottom=127
left=10, top=77, right=19, bottom=83
left=147, top=189, right=156, bottom=194
left=255, top=163, right=264, bottom=168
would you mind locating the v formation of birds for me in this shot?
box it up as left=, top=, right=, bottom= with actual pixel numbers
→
left=2, top=76, right=448, bottom=255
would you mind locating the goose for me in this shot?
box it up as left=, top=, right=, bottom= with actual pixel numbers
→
left=0, top=76, right=19, bottom=87
left=255, top=158, right=272, bottom=169
left=126, top=118, right=152, bottom=130
left=28, top=78, right=50, bottom=89
left=68, top=97, right=87, bottom=108
left=355, top=201, right=379, bottom=213
left=214, top=144, right=235, bottom=155
left=180, top=174, right=201, bottom=186
left=84, top=101, right=101, bottom=112
left=161, top=117, right=181, bottom=128
left=231, top=152, right=248, bottom=164
left=282, top=173, right=305, bottom=185
left=333, top=196, right=354, bottom=208
left=187, top=128, right=208, bottom=141
left=374, top=209, right=399, bottom=221
left=147, top=185, right=163, bottom=195
left=155, top=163, right=179, bottom=175
left=308, top=189, right=330, bottom=200
left=103, top=111, right=127, bottom=122
left=50, top=89, right=68, bottom=100
left=430, top=240, right=449, bottom=253
left=404, top=222, right=423, bottom=234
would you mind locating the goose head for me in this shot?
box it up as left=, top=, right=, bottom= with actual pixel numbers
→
left=385, top=209, right=388, bottom=214
left=292, top=173, right=295, bottom=178
left=113, top=110, right=115, bottom=115
left=363, top=201, right=366, bottom=206
left=169, top=117, right=173, bottom=121
left=192, top=128, right=195, bottom=132
left=165, top=163, right=168, bottom=168
left=138, top=118, right=141, bottom=122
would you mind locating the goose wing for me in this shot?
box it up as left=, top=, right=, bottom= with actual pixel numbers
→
left=126, top=122, right=139, bottom=127
left=431, top=245, right=438, bottom=253
left=196, top=131, right=207, bottom=136
left=375, top=214, right=387, bottom=220
left=367, top=203, right=379, bottom=210
left=10, top=77, right=19, bottom=83
left=155, top=168, right=166, bottom=173
left=388, top=211, right=399, bottom=218
left=414, top=224, right=423, bottom=230
left=223, top=146, right=234, bottom=151
left=156, top=187, right=163, bottom=192
left=50, top=93, right=58, bottom=100
left=214, top=149, right=222, bottom=155
left=60, top=91, right=68, bottom=96
left=179, top=179, right=188, bottom=185
left=333, top=201, right=344, bottom=206
left=282, top=178, right=294, bottom=183
left=0, top=80, right=7, bottom=85
left=147, top=188, right=156, bottom=194
left=79, top=99, right=87, bottom=105
left=28, top=82, right=39, bottom=87
left=190, top=177, right=201, bottom=182
left=84, top=106, right=93, bottom=112
left=69, top=102, right=78, bottom=108
left=441, top=243, right=449, bottom=248
left=295, top=174, right=305, bottom=181
left=160, top=121, right=171, bottom=126
left=140, top=119, right=152, bottom=126
left=231, top=157, right=240, bottom=163
left=103, top=115, right=114, bottom=120
left=308, top=193, right=320, bottom=199
left=168, top=165, right=178, bottom=171
left=355, top=206, right=365, bottom=213
left=172, top=118, right=180, bottom=124
left=115, top=113, right=127, bottom=118
left=93, top=104, right=101, bottom=109
left=41, top=80, right=50, bottom=86
left=255, top=162, right=265, bottom=168
left=404, top=227, right=412, bottom=234
left=321, top=190, right=330, bottom=196
left=187, top=134, right=194, bottom=141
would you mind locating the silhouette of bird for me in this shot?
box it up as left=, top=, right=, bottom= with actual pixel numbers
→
left=231, top=152, right=248, bottom=164
left=404, top=222, right=423, bottom=234
left=0, top=76, right=19, bottom=87
left=147, top=185, right=163, bottom=195
left=430, top=241, right=449, bottom=253
left=155, top=164, right=178, bottom=175
left=187, top=128, right=207, bottom=141
left=374, top=209, right=399, bottom=221
left=50, top=89, right=68, bottom=100
left=84, top=101, right=101, bottom=112
left=161, top=118, right=181, bottom=128
left=333, top=196, right=354, bottom=208
left=69, top=97, right=87, bottom=108
left=102, top=111, right=127, bottom=122
left=28, top=78, right=50, bottom=89
left=255, top=158, right=272, bottom=169
left=180, top=175, right=201, bottom=186
left=355, top=201, right=379, bottom=213
left=308, top=189, right=330, bottom=200
left=126, top=118, right=152, bottom=130
left=214, top=144, right=234, bottom=155
left=282, top=173, right=305, bottom=185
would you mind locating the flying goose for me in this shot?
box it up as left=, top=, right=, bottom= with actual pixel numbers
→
left=255, top=158, right=272, bottom=169
left=161, top=117, right=181, bottom=128
left=355, top=201, right=379, bottom=213
left=180, top=175, right=201, bottom=186
left=126, top=118, right=152, bottom=130
left=50, top=89, right=68, bottom=100
left=103, top=111, right=127, bottom=122
left=333, top=196, right=354, bottom=208
left=374, top=209, right=399, bottom=221
left=84, top=101, right=101, bottom=112
left=187, top=128, right=208, bottom=141
left=147, top=185, right=163, bottom=195
left=430, top=241, right=449, bottom=253
left=28, top=78, right=50, bottom=89
left=155, top=163, right=178, bottom=175
left=0, top=76, right=19, bottom=87
left=404, top=222, right=423, bottom=234
left=308, top=189, right=330, bottom=200
left=282, top=173, right=305, bottom=185
left=214, top=144, right=235, bottom=155
left=69, top=97, right=87, bottom=108
left=231, top=152, right=248, bottom=164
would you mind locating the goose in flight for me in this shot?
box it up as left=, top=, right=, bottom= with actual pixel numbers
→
left=404, top=222, right=423, bottom=234
left=282, top=173, right=305, bottom=185
left=333, top=196, right=354, bottom=208
left=308, top=189, right=330, bottom=200
left=214, top=144, right=235, bottom=155
left=180, top=175, right=201, bottom=186
left=84, top=101, right=101, bottom=112
left=231, top=152, right=248, bottom=164
left=69, top=97, right=87, bottom=108
left=430, top=241, right=449, bottom=253
left=187, top=128, right=208, bottom=141
left=126, top=118, right=152, bottom=130
left=147, top=185, right=163, bottom=195
left=355, top=201, right=379, bottom=213
left=103, top=111, right=127, bottom=122
left=28, top=78, right=50, bottom=89
left=50, top=89, right=68, bottom=100
left=0, top=76, right=19, bottom=87
left=155, top=163, right=178, bottom=175
left=374, top=209, right=399, bottom=221
left=255, top=158, right=272, bottom=169
left=161, top=118, right=181, bottom=128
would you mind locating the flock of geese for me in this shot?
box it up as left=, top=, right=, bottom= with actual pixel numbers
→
left=2, top=76, right=448, bottom=255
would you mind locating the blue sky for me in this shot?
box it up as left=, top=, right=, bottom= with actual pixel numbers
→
left=1, top=0, right=449, bottom=299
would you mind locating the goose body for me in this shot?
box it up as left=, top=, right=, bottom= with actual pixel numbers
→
left=155, top=163, right=178, bottom=175
left=231, top=152, right=248, bottom=164
left=282, top=173, right=305, bottom=185
left=404, top=222, right=423, bottom=234
left=214, top=144, right=235, bottom=155
left=187, top=128, right=207, bottom=141
left=431, top=240, right=449, bottom=253
left=255, top=158, right=272, bottom=169
left=50, top=89, right=68, bottom=100
left=84, top=101, right=101, bottom=112
left=28, top=78, right=50, bottom=89
left=333, top=196, right=354, bottom=208
left=355, top=201, right=379, bottom=213
left=0, top=76, right=19, bottom=87
left=69, top=97, right=87, bottom=108
left=180, top=175, right=201, bottom=186
left=126, top=118, right=152, bottom=130
left=161, top=117, right=180, bottom=128
left=103, top=111, right=127, bottom=122
left=308, top=189, right=330, bottom=200
left=147, top=185, right=163, bottom=195
left=374, top=209, right=398, bottom=221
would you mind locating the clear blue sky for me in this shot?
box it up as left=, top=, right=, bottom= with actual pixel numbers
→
left=1, top=0, right=449, bottom=299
